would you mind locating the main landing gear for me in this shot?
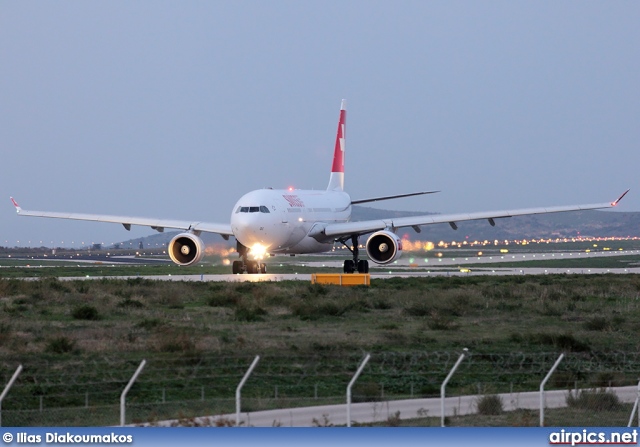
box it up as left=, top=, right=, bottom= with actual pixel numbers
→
left=232, top=242, right=267, bottom=274
left=340, top=235, right=369, bottom=274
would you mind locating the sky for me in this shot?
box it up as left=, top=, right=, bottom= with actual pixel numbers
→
left=1, top=1, right=639, bottom=248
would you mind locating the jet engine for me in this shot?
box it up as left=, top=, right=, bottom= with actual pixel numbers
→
left=168, top=233, right=205, bottom=266
left=365, top=230, right=403, bottom=264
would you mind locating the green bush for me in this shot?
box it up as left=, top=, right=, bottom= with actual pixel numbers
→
left=292, top=300, right=347, bottom=321
left=46, top=336, right=77, bottom=354
left=566, top=389, right=621, bottom=411
left=118, top=298, right=145, bottom=308
left=476, top=394, right=503, bottom=415
left=207, top=291, right=240, bottom=307
left=71, top=305, right=100, bottom=320
left=234, top=303, right=267, bottom=322
left=427, top=312, right=458, bottom=331
left=583, top=317, right=610, bottom=331
left=352, top=381, right=382, bottom=403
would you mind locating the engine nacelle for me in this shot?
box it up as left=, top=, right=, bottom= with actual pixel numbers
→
left=168, top=233, right=205, bottom=266
left=366, top=230, right=403, bottom=265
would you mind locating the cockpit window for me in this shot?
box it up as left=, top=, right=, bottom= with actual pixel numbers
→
left=237, top=206, right=270, bottom=213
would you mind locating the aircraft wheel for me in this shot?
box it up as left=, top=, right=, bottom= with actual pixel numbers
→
left=357, top=260, right=369, bottom=274
left=232, top=261, right=242, bottom=274
left=343, top=260, right=355, bottom=274
left=247, top=260, right=259, bottom=274
left=260, top=263, right=267, bottom=274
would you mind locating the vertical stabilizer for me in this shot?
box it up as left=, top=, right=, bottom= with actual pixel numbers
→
left=327, top=99, right=346, bottom=191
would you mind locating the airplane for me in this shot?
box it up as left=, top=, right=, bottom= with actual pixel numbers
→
left=11, top=100, right=629, bottom=275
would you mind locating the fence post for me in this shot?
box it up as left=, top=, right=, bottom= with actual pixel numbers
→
left=347, top=353, right=371, bottom=427
left=236, top=355, right=260, bottom=427
left=540, top=353, right=564, bottom=427
left=0, top=364, right=22, bottom=427
left=441, top=348, right=468, bottom=427
left=627, top=380, right=640, bottom=427
left=120, top=359, right=146, bottom=427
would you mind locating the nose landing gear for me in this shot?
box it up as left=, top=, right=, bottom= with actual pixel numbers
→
left=232, top=242, right=267, bottom=274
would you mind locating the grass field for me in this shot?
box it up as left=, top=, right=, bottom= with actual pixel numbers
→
left=2, top=271, right=640, bottom=426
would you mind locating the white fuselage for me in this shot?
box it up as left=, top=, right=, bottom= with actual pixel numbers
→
left=230, top=188, right=351, bottom=254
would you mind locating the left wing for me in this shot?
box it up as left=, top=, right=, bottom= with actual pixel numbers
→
left=10, top=198, right=234, bottom=237
left=321, top=190, right=630, bottom=239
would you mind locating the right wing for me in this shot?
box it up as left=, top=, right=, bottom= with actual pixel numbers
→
left=10, top=197, right=234, bottom=237
left=321, top=189, right=630, bottom=239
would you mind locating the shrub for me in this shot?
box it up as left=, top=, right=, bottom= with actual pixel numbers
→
left=386, top=411, right=402, bottom=426
left=74, top=282, right=90, bottom=294
left=0, top=322, right=12, bottom=346
left=207, top=291, right=240, bottom=307
left=370, top=298, right=392, bottom=310
left=566, top=389, right=621, bottom=411
left=157, top=332, right=197, bottom=354
left=404, top=304, right=433, bottom=317
left=292, top=300, right=347, bottom=321
left=135, top=318, right=164, bottom=330
left=593, top=372, right=625, bottom=388
left=71, top=305, right=100, bottom=320
left=427, top=311, right=458, bottom=331
left=46, top=278, right=70, bottom=292
left=583, top=317, right=610, bottom=331
left=234, top=303, right=267, bottom=322
left=46, top=336, right=77, bottom=354
left=352, top=381, right=382, bottom=403
left=118, top=298, right=145, bottom=308
left=300, top=283, right=330, bottom=299
left=476, top=394, right=504, bottom=415
left=235, top=282, right=257, bottom=294
left=527, top=332, right=591, bottom=352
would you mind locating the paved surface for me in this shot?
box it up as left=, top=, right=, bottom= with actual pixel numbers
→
left=53, top=266, right=640, bottom=283
left=145, top=385, right=639, bottom=427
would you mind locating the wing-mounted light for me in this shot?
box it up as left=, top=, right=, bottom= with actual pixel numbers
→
left=10, top=197, right=21, bottom=213
left=611, top=189, right=630, bottom=207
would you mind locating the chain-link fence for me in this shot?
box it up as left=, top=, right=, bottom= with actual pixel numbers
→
left=2, top=351, right=640, bottom=426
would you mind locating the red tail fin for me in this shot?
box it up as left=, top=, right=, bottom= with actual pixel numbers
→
left=327, top=99, right=346, bottom=191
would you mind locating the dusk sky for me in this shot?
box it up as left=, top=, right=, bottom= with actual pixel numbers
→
left=2, top=1, right=639, bottom=247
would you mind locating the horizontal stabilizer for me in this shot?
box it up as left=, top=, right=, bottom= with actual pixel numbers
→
left=351, top=190, right=440, bottom=205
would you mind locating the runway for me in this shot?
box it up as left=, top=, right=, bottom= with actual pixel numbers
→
left=52, top=265, right=640, bottom=283
left=12, top=247, right=640, bottom=282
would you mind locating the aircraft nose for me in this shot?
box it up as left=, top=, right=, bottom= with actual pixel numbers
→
left=231, top=213, right=267, bottom=245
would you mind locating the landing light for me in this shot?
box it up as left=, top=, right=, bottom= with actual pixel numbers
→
left=250, top=243, right=267, bottom=260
